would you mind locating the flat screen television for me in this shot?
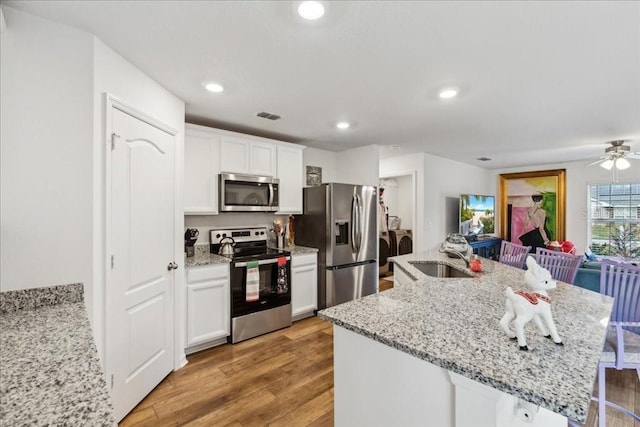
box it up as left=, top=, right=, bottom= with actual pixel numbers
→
left=459, top=194, right=495, bottom=236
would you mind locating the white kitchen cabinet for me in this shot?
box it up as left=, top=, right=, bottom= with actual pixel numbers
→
left=291, top=252, right=318, bottom=321
left=276, top=145, right=305, bottom=214
left=185, top=263, right=230, bottom=352
left=184, top=124, right=220, bottom=215
left=220, top=136, right=276, bottom=177
left=184, top=125, right=303, bottom=213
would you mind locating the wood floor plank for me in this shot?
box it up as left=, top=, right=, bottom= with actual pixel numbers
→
left=237, top=369, right=334, bottom=426
left=120, top=316, right=639, bottom=427
left=266, top=388, right=334, bottom=427
left=118, top=406, right=157, bottom=427
left=183, top=387, right=278, bottom=426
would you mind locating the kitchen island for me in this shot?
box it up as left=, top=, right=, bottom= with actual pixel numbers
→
left=318, top=251, right=613, bottom=427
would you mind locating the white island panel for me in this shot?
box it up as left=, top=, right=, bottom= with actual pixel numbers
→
left=321, top=251, right=613, bottom=425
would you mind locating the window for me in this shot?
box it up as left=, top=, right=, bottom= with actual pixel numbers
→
left=588, top=182, right=640, bottom=260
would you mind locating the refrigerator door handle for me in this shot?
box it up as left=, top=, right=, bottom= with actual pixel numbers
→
left=355, top=193, right=362, bottom=254
left=351, top=194, right=357, bottom=253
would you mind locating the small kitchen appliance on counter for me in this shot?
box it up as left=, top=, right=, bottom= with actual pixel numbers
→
left=440, top=233, right=472, bottom=258
left=184, top=228, right=199, bottom=257
left=210, top=226, right=291, bottom=343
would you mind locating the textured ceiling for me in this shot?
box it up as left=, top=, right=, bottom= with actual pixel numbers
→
left=3, top=0, right=640, bottom=169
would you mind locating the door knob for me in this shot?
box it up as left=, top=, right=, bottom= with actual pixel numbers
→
left=167, top=262, right=178, bottom=271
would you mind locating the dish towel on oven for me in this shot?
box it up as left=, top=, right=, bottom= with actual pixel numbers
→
left=277, top=257, right=288, bottom=294
left=246, top=261, right=259, bottom=302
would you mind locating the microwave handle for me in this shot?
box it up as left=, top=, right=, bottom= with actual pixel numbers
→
left=234, top=256, right=290, bottom=268
left=268, top=183, right=275, bottom=207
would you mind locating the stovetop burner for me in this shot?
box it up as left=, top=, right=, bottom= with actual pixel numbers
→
left=209, top=226, right=290, bottom=262
left=226, top=247, right=291, bottom=262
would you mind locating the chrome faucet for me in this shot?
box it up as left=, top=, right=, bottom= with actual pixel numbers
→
left=448, top=250, right=471, bottom=267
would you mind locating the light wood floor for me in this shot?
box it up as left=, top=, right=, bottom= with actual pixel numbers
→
left=121, top=302, right=639, bottom=426
left=120, top=316, right=334, bottom=426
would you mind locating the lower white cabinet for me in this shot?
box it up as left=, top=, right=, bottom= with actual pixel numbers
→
left=185, top=263, right=230, bottom=352
left=291, top=252, right=318, bottom=320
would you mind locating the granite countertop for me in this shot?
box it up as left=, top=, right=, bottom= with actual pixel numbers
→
left=319, top=250, right=613, bottom=423
left=185, top=244, right=318, bottom=268
left=0, top=283, right=115, bottom=426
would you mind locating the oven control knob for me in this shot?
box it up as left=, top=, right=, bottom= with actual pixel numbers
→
left=222, top=233, right=227, bottom=238
left=260, top=231, right=265, bottom=235
left=216, top=233, right=221, bottom=239
left=255, top=231, right=259, bottom=236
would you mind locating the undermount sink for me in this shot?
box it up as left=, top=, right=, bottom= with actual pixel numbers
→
left=409, top=261, right=474, bottom=278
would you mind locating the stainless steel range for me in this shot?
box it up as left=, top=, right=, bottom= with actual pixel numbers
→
left=210, top=227, right=291, bottom=343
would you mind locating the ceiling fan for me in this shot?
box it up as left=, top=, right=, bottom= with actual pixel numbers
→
left=587, top=140, right=640, bottom=170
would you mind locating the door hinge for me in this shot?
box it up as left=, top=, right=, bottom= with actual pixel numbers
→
left=111, top=132, right=120, bottom=151
left=111, top=255, right=114, bottom=269
left=110, top=373, right=114, bottom=390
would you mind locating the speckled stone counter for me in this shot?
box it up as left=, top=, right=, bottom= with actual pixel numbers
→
left=184, top=243, right=317, bottom=268
left=185, top=244, right=232, bottom=267
left=319, top=250, right=613, bottom=423
left=0, top=283, right=115, bottom=426
left=284, top=245, right=318, bottom=255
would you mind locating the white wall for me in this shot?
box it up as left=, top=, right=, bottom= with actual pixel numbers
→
left=336, top=145, right=380, bottom=186
left=0, top=6, right=185, bottom=365
left=1, top=7, right=94, bottom=293
left=423, top=154, right=492, bottom=250
left=381, top=153, right=426, bottom=251
left=396, top=174, right=414, bottom=230
left=303, top=147, right=337, bottom=185
left=491, top=159, right=638, bottom=255
left=92, top=38, right=185, bottom=361
left=381, top=153, right=492, bottom=252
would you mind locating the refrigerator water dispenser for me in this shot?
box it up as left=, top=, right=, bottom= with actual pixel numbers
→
left=335, top=221, right=349, bottom=245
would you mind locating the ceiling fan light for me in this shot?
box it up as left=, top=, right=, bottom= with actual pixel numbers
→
left=600, top=159, right=614, bottom=170
left=615, top=157, right=631, bottom=170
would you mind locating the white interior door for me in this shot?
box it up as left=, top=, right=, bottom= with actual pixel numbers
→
left=108, top=106, right=175, bottom=421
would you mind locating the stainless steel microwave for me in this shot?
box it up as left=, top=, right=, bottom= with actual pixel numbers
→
left=219, top=173, right=279, bottom=212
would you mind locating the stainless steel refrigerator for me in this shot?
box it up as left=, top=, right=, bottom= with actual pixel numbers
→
left=295, top=183, right=378, bottom=310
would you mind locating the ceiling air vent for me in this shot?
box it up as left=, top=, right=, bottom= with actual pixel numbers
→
left=257, top=111, right=282, bottom=121
left=477, top=157, right=492, bottom=162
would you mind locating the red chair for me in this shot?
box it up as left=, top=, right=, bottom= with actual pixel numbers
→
left=534, top=247, right=582, bottom=284
left=498, top=241, right=531, bottom=269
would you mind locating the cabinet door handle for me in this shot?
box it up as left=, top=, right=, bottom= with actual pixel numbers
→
left=167, top=262, right=179, bottom=271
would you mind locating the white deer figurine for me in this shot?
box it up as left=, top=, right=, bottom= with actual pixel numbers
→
left=500, top=256, right=564, bottom=351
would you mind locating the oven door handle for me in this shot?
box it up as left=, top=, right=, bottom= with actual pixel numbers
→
left=234, top=256, right=290, bottom=268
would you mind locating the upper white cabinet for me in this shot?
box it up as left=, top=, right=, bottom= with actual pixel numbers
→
left=184, top=124, right=220, bottom=215
left=184, top=124, right=304, bottom=215
left=220, top=136, right=276, bottom=177
left=276, top=145, right=304, bottom=214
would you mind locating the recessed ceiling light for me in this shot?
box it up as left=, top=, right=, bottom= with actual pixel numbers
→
left=298, top=1, right=325, bottom=20
left=336, top=121, right=350, bottom=129
left=391, top=145, right=401, bottom=150
left=439, top=88, right=458, bottom=99
left=204, top=83, right=224, bottom=93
